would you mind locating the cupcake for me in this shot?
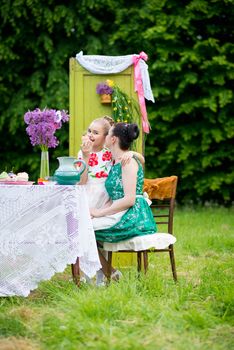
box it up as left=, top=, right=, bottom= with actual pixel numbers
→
left=16, top=172, right=29, bottom=181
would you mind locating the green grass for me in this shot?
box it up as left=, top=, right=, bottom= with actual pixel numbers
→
left=0, top=207, right=233, bottom=350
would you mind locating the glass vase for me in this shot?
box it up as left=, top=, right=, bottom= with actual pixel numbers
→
left=40, top=149, right=50, bottom=180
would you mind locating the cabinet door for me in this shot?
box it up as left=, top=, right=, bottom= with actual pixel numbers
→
left=69, top=57, right=143, bottom=157
left=69, top=57, right=144, bottom=267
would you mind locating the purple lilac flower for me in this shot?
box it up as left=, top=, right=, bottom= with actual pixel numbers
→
left=96, top=83, right=113, bottom=95
left=24, top=108, right=69, bottom=149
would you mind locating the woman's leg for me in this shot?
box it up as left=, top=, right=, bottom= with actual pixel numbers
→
left=97, top=246, right=122, bottom=282
left=98, top=249, right=116, bottom=277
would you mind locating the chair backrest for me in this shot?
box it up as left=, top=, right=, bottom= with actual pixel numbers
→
left=143, top=176, right=178, bottom=235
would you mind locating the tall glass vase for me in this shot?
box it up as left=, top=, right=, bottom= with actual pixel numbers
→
left=40, top=148, right=50, bottom=180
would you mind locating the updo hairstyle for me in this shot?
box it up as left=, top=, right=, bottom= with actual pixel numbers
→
left=112, top=123, right=139, bottom=150
left=93, top=115, right=115, bottom=136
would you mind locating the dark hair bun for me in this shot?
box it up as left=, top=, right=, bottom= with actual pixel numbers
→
left=127, top=123, right=139, bottom=141
left=112, top=122, right=140, bottom=150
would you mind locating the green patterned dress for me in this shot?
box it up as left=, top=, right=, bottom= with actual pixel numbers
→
left=95, top=159, right=157, bottom=242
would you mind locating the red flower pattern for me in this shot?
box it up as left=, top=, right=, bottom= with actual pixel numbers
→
left=102, top=151, right=112, bottom=161
left=78, top=148, right=112, bottom=178
left=88, top=153, right=98, bottom=166
left=95, top=171, right=108, bottom=178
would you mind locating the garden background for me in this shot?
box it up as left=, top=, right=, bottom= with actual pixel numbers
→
left=0, top=1, right=234, bottom=350
left=0, top=0, right=233, bottom=205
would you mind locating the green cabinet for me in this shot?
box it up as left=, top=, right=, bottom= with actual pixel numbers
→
left=69, top=57, right=144, bottom=267
left=69, top=57, right=143, bottom=157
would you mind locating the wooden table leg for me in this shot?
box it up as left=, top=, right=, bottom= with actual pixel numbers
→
left=71, top=257, right=80, bottom=287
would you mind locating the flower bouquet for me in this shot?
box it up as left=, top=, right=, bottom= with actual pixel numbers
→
left=24, top=108, right=69, bottom=180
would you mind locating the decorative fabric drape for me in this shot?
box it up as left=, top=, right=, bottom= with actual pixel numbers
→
left=76, top=51, right=155, bottom=133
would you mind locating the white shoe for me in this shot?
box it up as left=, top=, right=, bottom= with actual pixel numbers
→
left=96, top=269, right=105, bottom=286
left=96, top=281, right=106, bottom=287
left=111, top=270, right=122, bottom=281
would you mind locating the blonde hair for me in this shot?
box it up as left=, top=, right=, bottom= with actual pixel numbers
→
left=92, top=115, right=115, bottom=135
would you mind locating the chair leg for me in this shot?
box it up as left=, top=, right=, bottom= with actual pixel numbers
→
left=107, top=251, right=113, bottom=284
left=143, top=251, right=148, bottom=274
left=71, top=257, right=80, bottom=287
left=137, top=252, right=142, bottom=274
left=169, top=246, right=177, bottom=282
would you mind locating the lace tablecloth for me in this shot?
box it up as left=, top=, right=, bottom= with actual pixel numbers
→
left=0, top=185, right=101, bottom=297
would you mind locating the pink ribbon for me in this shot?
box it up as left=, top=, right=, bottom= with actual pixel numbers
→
left=132, top=51, right=150, bottom=133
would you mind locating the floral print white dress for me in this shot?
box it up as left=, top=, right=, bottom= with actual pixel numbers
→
left=78, top=147, right=112, bottom=209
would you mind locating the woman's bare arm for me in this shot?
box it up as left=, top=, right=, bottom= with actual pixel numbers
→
left=90, top=158, right=138, bottom=217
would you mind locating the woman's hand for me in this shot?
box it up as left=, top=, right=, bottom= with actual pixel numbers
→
left=81, top=135, right=93, bottom=157
left=90, top=208, right=104, bottom=218
left=120, top=151, right=134, bottom=166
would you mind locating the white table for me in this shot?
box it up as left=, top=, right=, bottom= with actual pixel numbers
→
left=0, top=184, right=101, bottom=297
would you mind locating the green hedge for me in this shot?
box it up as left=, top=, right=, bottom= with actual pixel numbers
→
left=0, top=0, right=233, bottom=204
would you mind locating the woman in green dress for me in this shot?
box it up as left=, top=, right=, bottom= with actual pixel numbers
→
left=90, top=122, right=157, bottom=279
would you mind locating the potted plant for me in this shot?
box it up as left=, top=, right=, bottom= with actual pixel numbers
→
left=96, top=82, right=113, bottom=103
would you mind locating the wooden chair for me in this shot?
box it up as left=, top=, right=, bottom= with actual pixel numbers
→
left=103, top=176, right=178, bottom=282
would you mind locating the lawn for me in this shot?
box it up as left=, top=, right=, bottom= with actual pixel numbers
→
left=0, top=207, right=233, bottom=350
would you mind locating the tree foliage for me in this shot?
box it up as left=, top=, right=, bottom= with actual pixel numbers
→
left=0, top=0, right=233, bottom=204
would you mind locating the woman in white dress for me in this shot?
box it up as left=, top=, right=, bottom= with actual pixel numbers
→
left=78, top=116, right=144, bottom=209
left=77, top=116, right=144, bottom=285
